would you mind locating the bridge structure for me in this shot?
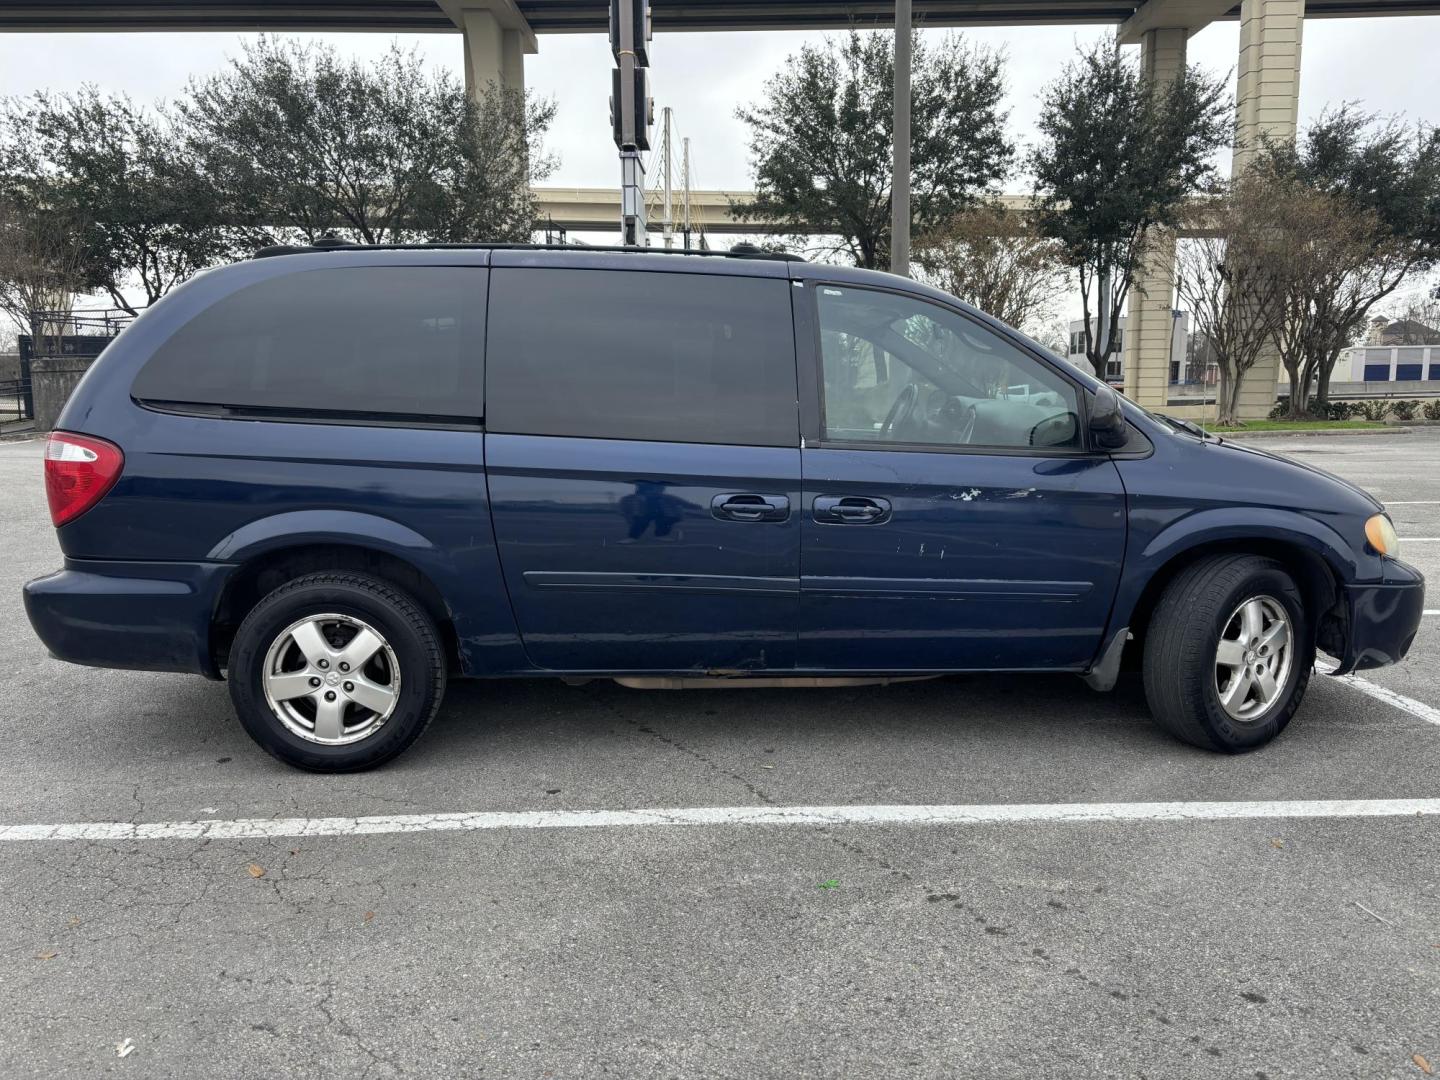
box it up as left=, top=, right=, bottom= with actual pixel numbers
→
left=4, top=0, right=1439, bottom=417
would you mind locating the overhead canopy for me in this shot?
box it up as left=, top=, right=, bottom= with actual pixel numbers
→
left=2, top=0, right=1437, bottom=33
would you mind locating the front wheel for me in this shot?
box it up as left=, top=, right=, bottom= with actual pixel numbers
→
left=1142, top=554, right=1313, bottom=753
left=228, top=572, right=448, bottom=771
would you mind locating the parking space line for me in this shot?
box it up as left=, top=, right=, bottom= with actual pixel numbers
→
left=1331, top=673, right=1440, bottom=727
left=3, top=798, right=1440, bottom=842
left=1384, top=501, right=1440, bottom=505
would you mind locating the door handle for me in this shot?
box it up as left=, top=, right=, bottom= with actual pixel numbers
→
left=711, top=494, right=790, bottom=523
left=813, top=495, right=891, bottom=525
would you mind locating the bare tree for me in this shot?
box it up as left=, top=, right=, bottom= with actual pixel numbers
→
left=914, top=201, right=1067, bottom=334
left=1262, top=179, right=1412, bottom=416
left=1174, top=175, right=1288, bottom=425
left=0, top=197, right=85, bottom=340
left=1258, top=108, right=1440, bottom=411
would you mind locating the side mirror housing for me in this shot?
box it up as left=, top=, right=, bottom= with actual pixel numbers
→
left=1089, top=385, right=1128, bottom=450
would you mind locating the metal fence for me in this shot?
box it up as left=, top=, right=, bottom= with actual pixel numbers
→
left=10, top=309, right=135, bottom=430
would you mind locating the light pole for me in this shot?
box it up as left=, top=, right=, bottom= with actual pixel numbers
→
left=890, top=0, right=912, bottom=277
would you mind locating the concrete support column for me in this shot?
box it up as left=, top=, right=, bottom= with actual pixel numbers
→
left=1233, top=0, right=1305, bottom=418
left=459, top=4, right=528, bottom=97
left=1233, top=0, right=1305, bottom=169
left=1123, top=27, right=1186, bottom=409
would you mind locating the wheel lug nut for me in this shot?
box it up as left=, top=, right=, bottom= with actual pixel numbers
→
left=318, top=659, right=329, bottom=670
left=309, top=677, right=321, bottom=688
left=339, top=662, right=350, bottom=672
left=324, top=691, right=336, bottom=701
left=343, top=682, right=354, bottom=693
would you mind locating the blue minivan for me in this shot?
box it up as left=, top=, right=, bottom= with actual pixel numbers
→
left=24, top=243, right=1425, bottom=771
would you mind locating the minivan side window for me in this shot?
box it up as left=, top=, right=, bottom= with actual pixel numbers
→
left=132, top=267, right=483, bottom=420
left=485, top=268, right=798, bottom=447
left=816, top=286, right=1083, bottom=452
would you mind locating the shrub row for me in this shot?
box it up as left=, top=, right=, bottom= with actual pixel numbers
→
left=1268, top=399, right=1439, bottom=422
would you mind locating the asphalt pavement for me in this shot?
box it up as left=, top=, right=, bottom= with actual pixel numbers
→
left=1, top=429, right=1437, bottom=1080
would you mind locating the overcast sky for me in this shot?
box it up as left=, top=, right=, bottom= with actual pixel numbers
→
left=2, top=15, right=1437, bottom=322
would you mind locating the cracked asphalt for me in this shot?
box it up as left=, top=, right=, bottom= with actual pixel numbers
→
left=2, top=430, right=1438, bottom=1079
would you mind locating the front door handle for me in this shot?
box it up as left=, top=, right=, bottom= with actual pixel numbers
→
left=813, top=495, right=892, bottom=525
left=711, top=493, right=791, bottom=523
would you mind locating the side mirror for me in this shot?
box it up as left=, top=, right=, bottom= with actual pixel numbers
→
left=1088, top=385, right=1128, bottom=449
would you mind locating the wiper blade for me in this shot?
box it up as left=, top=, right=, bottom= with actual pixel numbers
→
left=1156, top=413, right=1216, bottom=440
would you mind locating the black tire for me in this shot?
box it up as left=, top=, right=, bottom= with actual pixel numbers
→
left=1142, top=554, right=1313, bottom=753
left=228, top=572, right=447, bottom=772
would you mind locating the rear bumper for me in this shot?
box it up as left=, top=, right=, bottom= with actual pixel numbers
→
left=23, top=560, right=232, bottom=679
left=1328, top=560, right=1425, bottom=676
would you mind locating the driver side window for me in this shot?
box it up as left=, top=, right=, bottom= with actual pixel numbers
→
left=816, top=286, right=1082, bottom=452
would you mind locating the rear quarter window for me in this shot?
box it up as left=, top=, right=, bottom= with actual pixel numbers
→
left=484, top=267, right=798, bottom=446
left=132, top=266, right=485, bottom=420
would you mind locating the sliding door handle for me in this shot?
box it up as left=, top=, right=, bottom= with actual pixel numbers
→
left=813, top=495, right=891, bottom=525
left=711, top=494, right=791, bottom=523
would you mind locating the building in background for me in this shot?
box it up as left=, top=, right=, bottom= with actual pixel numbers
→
left=1320, top=344, right=1440, bottom=384
left=1063, top=312, right=1215, bottom=394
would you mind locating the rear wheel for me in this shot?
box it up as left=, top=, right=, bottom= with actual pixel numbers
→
left=228, top=572, right=447, bottom=771
left=1142, top=554, right=1313, bottom=753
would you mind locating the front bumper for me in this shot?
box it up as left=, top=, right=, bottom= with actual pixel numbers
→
left=23, top=560, right=232, bottom=679
left=1327, top=559, right=1425, bottom=676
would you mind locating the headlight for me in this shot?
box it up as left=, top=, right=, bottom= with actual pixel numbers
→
left=1365, top=514, right=1400, bottom=559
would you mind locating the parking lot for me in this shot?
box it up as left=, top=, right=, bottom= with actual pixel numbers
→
left=1, top=429, right=1438, bottom=1080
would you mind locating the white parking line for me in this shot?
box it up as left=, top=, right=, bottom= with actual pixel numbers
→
left=2, top=799, right=1440, bottom=842
left=1332, top=673, right=1440, bottom=727
left=1384, top=501, right=1440, bottom=505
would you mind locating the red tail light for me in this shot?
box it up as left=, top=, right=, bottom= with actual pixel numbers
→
left=44, top=431, right=124, bottom=527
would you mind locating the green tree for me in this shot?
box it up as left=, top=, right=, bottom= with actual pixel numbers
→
left=0, top=88, right=238, bottom=315
left=177, top=37, right=556, bottom=247
left=1028, top=34, right=1229, bottom=378
left=1174, top=172, right=1291, bottom=426
left=735, top=29, right=1012, bottom=269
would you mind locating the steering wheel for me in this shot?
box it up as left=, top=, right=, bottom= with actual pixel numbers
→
left=880, top=384, right=918, bottom=439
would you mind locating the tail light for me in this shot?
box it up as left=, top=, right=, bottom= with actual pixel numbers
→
left=44, top=431, right=124, bottom=527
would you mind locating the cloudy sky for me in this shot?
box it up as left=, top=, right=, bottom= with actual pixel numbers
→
left=2, top=14, right=1437, bottom=324
left=3, top=15, right=1437, bottom=192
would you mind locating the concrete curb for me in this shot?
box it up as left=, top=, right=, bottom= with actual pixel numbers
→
left=1218, top=426, right=1413, bottom=441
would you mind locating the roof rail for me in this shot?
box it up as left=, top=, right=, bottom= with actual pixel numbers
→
left=250, top=239, right=805, bottom=263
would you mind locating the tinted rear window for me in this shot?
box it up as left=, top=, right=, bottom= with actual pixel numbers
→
left=485, top=268, right=797, bottom=446
left=133, top=267, right=484, bottom=419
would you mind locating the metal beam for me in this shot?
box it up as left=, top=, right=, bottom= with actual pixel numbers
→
left=3, top=0, right=1438, bottom=32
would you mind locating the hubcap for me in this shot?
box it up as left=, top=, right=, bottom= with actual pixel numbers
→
left=1214, top=595, right=1293, bottom=723
left=261, top=613, right=400, bottom=745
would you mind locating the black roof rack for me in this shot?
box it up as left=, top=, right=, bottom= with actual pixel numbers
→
left=251, top=239, right=806, bottom=263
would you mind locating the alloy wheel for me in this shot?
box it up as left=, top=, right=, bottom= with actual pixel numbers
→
left=261, top=613, right=401, bottom=745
